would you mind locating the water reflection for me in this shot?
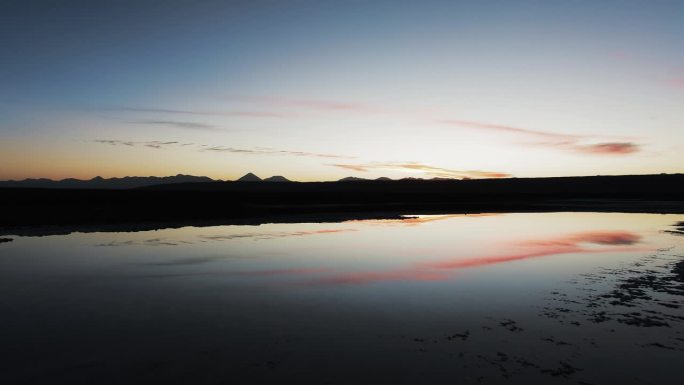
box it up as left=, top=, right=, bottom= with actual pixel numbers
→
left=1, top=213, right=682, bottom=384
left=306, top=230, right=646, bottom=286
left=95, top=228, right=357, bottom=246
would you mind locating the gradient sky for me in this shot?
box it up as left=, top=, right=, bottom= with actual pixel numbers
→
left=1, top=0, right=683, bottom=181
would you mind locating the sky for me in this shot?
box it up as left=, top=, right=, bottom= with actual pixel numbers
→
left=1, top=0, right=683, bottom=181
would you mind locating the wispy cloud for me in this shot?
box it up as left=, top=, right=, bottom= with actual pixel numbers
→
left=93, top=139, right=187, bottom=149
left=441, top=119, right=642, bottom=156
left=203, top=146, right=355, bottom=159
left=439, top=119, right=580, bottom=140
left=231, top=95, right=644, bottom=156
left=131, top=120, right=223, bottom=132
left=530, top=140, right=641, bottom=155
left=328, top=164, right=368, bottom=172
left=102, top=99, right=644, bottom=158
left=329, top=162, right=510, bottom=179
left=228, top=96, right=382, bottom=114
left=570, top=142, right=640, bottom=155
left=92, top=139, right=355, bottom=159
left=102, top=106, right=296, bottom=118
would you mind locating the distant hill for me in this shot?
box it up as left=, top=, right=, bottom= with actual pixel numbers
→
left=264, top=176, right=290, bottom=182
left=0, top=174, right=214, bottom=189
left=0, top=174, right=684, bottom=236
left=340, top=176, right=395, bottom=181
left=339, top=176, right=368, bottom=182
left=237, top=173, right=262, bottom=182
left=2, top=174, right=684, bottom=234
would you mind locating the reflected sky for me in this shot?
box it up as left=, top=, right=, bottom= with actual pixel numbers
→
left=1, top=212, right=683, bottom=384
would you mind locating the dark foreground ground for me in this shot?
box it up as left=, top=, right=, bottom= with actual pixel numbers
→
left=1, top=174, right=683, bottom=236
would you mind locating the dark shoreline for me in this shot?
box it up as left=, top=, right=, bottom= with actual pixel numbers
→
left=2, top=174, right=683, bottom=236
left=2, top=198, right=684, bottom=237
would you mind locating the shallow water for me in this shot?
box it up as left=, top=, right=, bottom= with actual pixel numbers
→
left=1, top=212, right=683, bottom=384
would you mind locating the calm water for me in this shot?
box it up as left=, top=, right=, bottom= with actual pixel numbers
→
left=1, top=212, right=683, bottom=384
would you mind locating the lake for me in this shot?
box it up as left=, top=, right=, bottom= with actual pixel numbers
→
left=1, top=212, right=683, bottom=384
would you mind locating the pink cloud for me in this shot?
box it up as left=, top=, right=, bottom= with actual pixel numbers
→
left=440, top=119, right=580, bottom=141
left=544, top=141, right=640, bottom=155
left=230, top=95, right=644, bottom=157
left=330, top=164, right=369, bottom=172
left=328, top=162, right=511, bottom=179
left=575, top=142, right=640, bottom=154
left=440, top=119, right=643, bottom=156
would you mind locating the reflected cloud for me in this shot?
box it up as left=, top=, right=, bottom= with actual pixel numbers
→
left=199, top=228, right=357, bottom=242
left=140, top=255, right=232, bottom=266
left=96, top=238, right=188, bottom=247
left=521, top=231, right=641, bottom=248
left=305, top=230, right=644, bottom=286
left=136, top=268, right=331, bottom=279
left=97, top=229, right=356, bottom=247
left=355, top=214, right=501, bottom=227
left=308, top=269, right=448, bottom=285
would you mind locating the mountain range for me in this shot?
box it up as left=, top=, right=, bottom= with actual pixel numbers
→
left=0, top=173, right=439, bottom=189
left=0, top=174, right=216, bottom=189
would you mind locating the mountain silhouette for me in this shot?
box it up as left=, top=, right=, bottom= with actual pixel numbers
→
left=237, top=173, right=262, bottom=182
left=375, top=177, right=392, bottom=181
left=2, top=174, right=683, bottom=235
left=263, top=176, right=290, bottom=182
left=339, top=176, right=368, bottom=182
left=0, top=174, right=214, bottom=189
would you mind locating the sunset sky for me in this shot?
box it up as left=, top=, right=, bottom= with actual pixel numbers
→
left=1, top=0, right=683, bottom=181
